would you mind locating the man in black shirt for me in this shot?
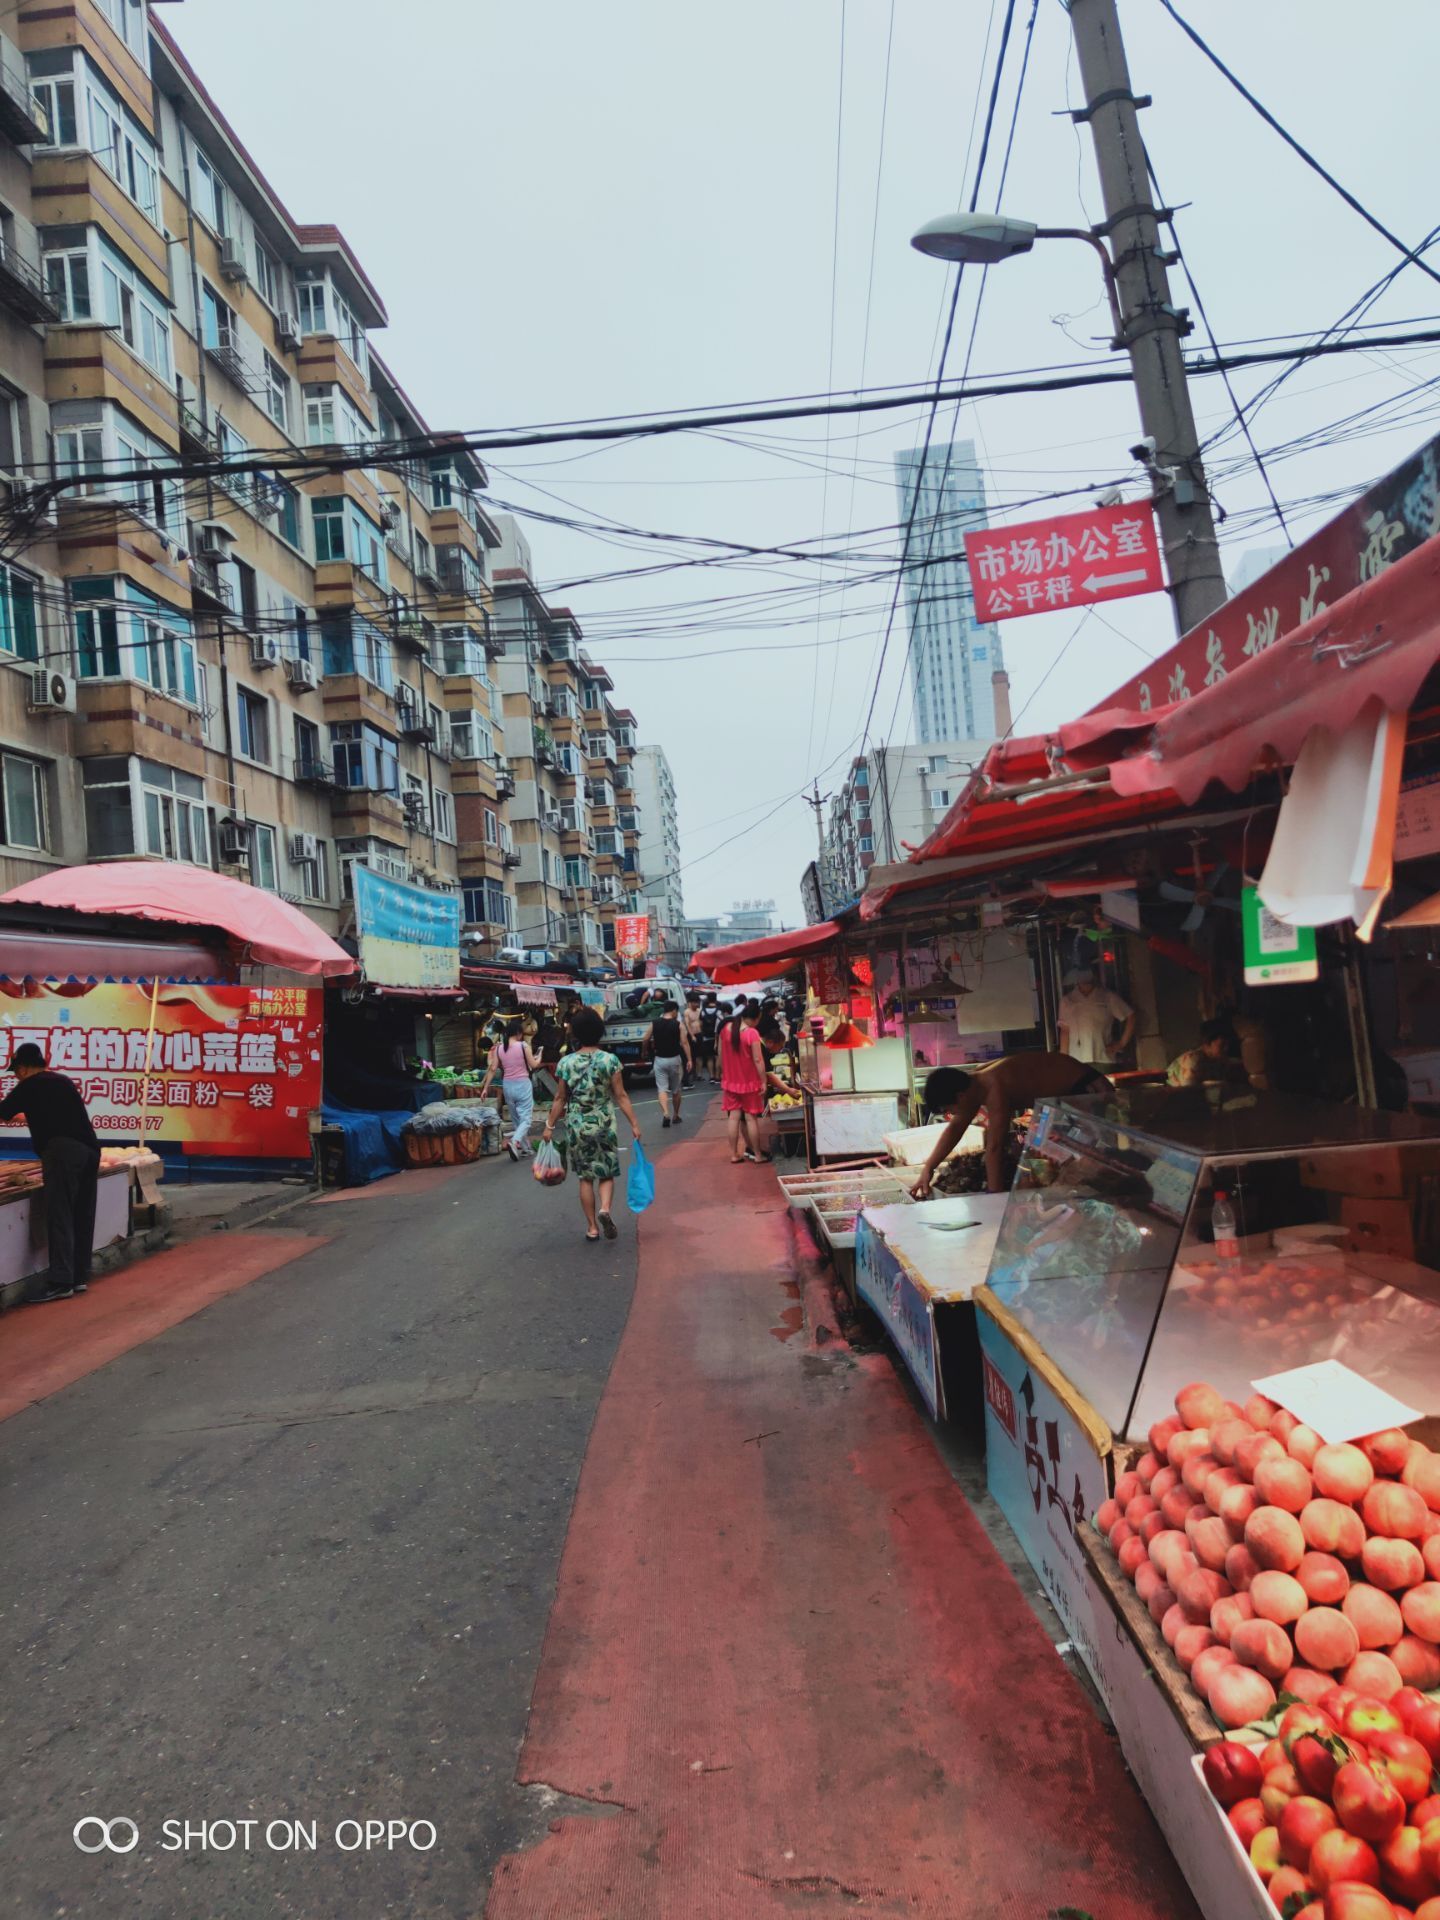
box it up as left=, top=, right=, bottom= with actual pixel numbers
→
left=0, top=1042, right=101, bottom=1302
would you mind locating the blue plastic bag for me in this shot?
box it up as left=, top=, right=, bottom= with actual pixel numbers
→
left=627, top=1138, right=656, bottom=1214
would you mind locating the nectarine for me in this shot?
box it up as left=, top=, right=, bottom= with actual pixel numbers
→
left=1212, top=1417, right=1253, bottom=1466
left=1178, top=1566, right=1231, bottom=1623
left=1401, top=1448, right=1440, bottom=1515
left=1192, top=1643, right=1239, bottom=1694
left=1391, top=1636, right=1440, bottom=1692
left=1175, top=1623, right=1218, bottom=1671
left=1308, top=1824, right=1382, bottom=1891
left=1227, top=1543, right=1262, bottom=1591
left=1289, top=1424, right=1324, bottom=1469
left=1280, top=1795, right=1340, bottom=1871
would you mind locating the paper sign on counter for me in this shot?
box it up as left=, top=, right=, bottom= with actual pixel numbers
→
left=1251, top=1360, right=1421, bottom=1443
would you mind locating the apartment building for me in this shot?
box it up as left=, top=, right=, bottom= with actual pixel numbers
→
left=819, top=743, right=990, bottom=911
left=490, top=517, right=647, bottom=967
left=632, top=744, right=684, bottom=964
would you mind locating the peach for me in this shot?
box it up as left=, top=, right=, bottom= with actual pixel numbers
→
left=1361, top=1537, right=1425, bottom=1593
left=1148, top=1581, right=1178, bottom=1625
left=1303, top=1499, right=1368, bottom=1559
left=1125, top=1493, right=1160, bottom=1529
left=1344, top=1584, right=1405, bottom=1650
left=1391, top=1635, right=1440, bottom=1690
left=1256, top=1456, right=1315, bottom=1515
left=1135, top=1562, right=1164, bottom=1604
left=1267, top=1866, right=1313, bottom=1910
left=1364, top=1482, right=1430, bottom=1542
left=1279, top=1794, right=1339, bottom=1871
left=1183, top=1451, right=1221, bottom=1498
left=1237, top=1432, right=1287, bottom=1479
left=1249, top=1822, right=1283, bottom=1878
left=1227, top=1543, right=1262, bottom=1592
left=1360, top=1430, right=1413, bottom=1477
left=1188, top=1514, right=1237, bottom=1573
left=1221, top=1482, right=1264, bottom=1528
left=1229, top=1796, right=1268, bottom=1847
left=1210, top=1661, right=1278, bottom=1730
left=1115, top=1469, right=1142, bottom=1508
left=1161, top=1486, right=1201, bottom=1530
left=1342, top=1651, right=1404, bottom=1700
left=1294, top=1607, right=1361, bottom=1673
left=1206, top=1465, right=1244, bottom=1513
left=1118, top=1535, right=1150, bottom=1577
left=1177, top=1381, right=1228, bottom=1429
left=1298, top=1552, right=1350, bottom=1607
left=1097, top=1498, right=1122, bottom=1534
left=1168, top=1427, right=1212, bottom=1467
left=1212, top=1594, right=1256, bottom=1644
left=1191, top=1643, right=1239, bottom=1694
left=1151, top=1464, right=1182, bottom=1500
left=1108, top=1518, right=1134, bottom=1553
left=1252, top=1569, right=1310, bottom=1625
left=1312, top=1443, right=1375, bottom=1506
left=1149, top=1414, right=1183, bottom=1458
left=1161, top=1601, right=1187, bottom=1647
left=1272, top=1408, right=1300, bottom=1445
left=1425, top=1535, right=1440, bottom=1582
left=1399, top=1584, right=1440, bottom=1646
left=1178, top=1567, right=1232, bottom=1623
left=1246, top=1393, right=1280, bottom=1430
left=1233, top=1617, right=1296, bottom=1682
left=1401, top=1447, right=1440, bottom=1514
left=1134, top=1448, right=1162, bottom=1487
left=1287, top=1424, right=1323, bottom=1469
left=1281, top=1666, right=1335, bottom=1706
left=1247, top=1506, right=1307, bottom=1572
left=1174, top=1623, right=1218, bottom=1671
left=1139, top=1510, right=1170, bottom=1546
left=1308, top=1824, right=1382, bottom=1891
left=1212, top=1417, right=1253, bottom=1467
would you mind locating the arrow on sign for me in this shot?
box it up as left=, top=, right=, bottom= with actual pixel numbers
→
left=1081, top=568, right=1150, bottom=593
left=1019, top=1369, right=1035, bottom=1412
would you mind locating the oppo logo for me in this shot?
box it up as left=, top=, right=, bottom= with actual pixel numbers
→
left=73, top=1817, right=140, bottom=1855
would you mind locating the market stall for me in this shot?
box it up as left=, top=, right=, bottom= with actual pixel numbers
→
left=0, top=1152, right=138, bottom=1306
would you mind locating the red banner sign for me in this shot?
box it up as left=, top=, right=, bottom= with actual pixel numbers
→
left=615, top=914, right=650, bottom=962
left=964, top=499, right=1163, bottom=622
left=0, top=983, right=323, bottom=1157
left=1094, top=431, right=1440, bottom=714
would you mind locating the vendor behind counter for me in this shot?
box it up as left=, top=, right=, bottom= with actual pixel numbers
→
left=913, top=1052, right=1111, bottom=1197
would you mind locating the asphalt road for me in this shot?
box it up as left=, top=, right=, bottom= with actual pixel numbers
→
left=1, top=1083, right=699, bottom=1919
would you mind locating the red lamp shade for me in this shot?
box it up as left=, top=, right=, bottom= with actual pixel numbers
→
left=823, top=1018, right=873, bottom=1050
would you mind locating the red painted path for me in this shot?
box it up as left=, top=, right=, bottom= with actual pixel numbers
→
left=486, top=1118, right=1199, bottom=1918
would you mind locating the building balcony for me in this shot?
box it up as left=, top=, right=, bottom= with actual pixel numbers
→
left=189, top=561, right=234, bottom=611
left=502, top=848, right=522, bottom=869
left=0, top=230, right=57, bottom=324
left=0, top=63, right=48, bottom=145
left=294, top=756, right=337, bottom=791
left=494, top=762, right=516, bottom=798
left=393, top=613, right=431, bottom=658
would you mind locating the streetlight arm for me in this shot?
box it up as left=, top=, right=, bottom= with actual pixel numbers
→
left=1034, top=227, right=1125, bottom=340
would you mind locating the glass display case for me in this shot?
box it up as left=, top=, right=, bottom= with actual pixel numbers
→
left=985, top=1090, right=1440, bottom=1442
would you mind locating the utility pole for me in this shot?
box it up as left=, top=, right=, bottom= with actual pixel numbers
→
left=1067, top=0, right=1229, bottom=638
left=802, top=780, right=829, bottom=860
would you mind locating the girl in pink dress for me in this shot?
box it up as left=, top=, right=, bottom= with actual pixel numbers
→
left=719, top=1004, right=783, bottom=1163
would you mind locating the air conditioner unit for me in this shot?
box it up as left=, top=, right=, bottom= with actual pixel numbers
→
left=195, top=518, right=237, bottom=562
left=29, top=669, right=75, bottom=713
left=249, top=633, right=279, bottom=668
left=402, top=790, right=429, bottom=827
left=395, top=682, right=417, bottom=716
left=289, top=831, right=319, bottom=865
left=544, top=808, right=562, bottom=831
left=276, top=311, right=301, bottom=352
left=219, top=236, right=248, bottom=283
left=219, top=818, right=252, bottom=862
left=285, top=655, right=318, bottom=692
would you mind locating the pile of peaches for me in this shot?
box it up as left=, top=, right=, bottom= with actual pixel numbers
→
left=1201, top=1692, right=1440, bottom=1918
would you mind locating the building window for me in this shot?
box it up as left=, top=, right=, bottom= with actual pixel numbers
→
left=290, top=836, right=328, bottom=903
left=482, top=806, right=498, bottom=845
left=276, top=484, right=302, bottom=550
left=254, top=239, right=281, bottom=310
left=563, top=856, right=589, bottom=890
left=82, top=758, right=207, bottom=865
left=201, top=282, right=236, bottom=356
left=250, top=822, right=277, bottom=892
left=30, top=74, right=77, bottom=148
left=236, top=687, right=270, bottom=765
left=295, top=273, right=326, bottom=336
left=0, top=567, right=39, bottom=660
left=321, top=615, right=393, bottom=695
left=193, top=147, right=228, bottom=235
left=263, top=353, right=289, bottom=430
left=1, top=753, right=46, bottom=850
left=434, top=790, right=454, bottom=842
left=74, top=587, right=196, bottom=701
left=929, top=788, right=949, bottom=808
left=331, top=721, right=399, bottom=793
left=43, top=243, right=90, bottom=320
left=312, top=496, right=344, bottom=563
left=293, top=715, right=320, bottom=775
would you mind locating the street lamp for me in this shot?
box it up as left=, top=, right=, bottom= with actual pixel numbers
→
left=910, top=211, right=1123, bottom=342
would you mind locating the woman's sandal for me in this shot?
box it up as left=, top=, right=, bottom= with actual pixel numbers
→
left=599, top=1211, right=618, bottom=1240
left=585, top=1229, right=600, bottom=1242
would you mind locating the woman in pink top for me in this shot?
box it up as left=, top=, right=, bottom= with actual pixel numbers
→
left=719, top=1003, right=784, bottom=1164
left=479, top=1017, right=538, bottom=1160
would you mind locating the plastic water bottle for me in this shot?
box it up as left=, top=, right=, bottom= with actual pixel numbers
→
left=1212, top=1189, right=1239, bottom=1272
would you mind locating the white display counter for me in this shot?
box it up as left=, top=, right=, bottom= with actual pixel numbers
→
left=0, top=1163, right=131, bottom=1295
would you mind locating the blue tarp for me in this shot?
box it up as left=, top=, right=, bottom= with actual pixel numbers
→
left=321, top=1099, right=411, bottom=1186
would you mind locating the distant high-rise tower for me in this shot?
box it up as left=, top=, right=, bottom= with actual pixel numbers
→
left=894, top=440, right=1007, bottom=744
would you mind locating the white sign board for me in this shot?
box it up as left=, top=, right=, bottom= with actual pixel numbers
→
left=1250, top=1360, right=1420, bottom=1443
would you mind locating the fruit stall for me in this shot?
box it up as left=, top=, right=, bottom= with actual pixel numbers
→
left=974, top=1086, right=1440, bottom=1920
left=0, top=1152, right=134, bottom=1304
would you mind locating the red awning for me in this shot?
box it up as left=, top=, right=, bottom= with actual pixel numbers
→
left=1110, top=535, right=1440, bottom=804
left=0, top=927, right=234, bottom=983
left=689, top=919, right=842, bottom=985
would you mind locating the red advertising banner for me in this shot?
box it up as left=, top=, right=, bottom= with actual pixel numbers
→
left=615, top=914, right=650, bottom=962
left=1094, top=431, right=1440, bottom=715
left=964, top=499, right=1163, bottom=622
left=0, top=983, right=323, bottom=1157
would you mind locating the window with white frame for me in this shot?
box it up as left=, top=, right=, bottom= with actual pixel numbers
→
left=295, top=273, right=326, bottom=336
left=42, top=233, right=90, bottom=320
left=303, top=382, right=369, bottom=451
left=55, top=402, right=181, bottom=539
left=331, top=286, right=367, bottom=377
left=482, top=806, right=498, bottom=845
left=249, top=822, right=277, bottom=892
left=82, top=757, right=207, bottom=865
left=450, top=709, right=493, bottom=761
left=263, top=352, right=289, bottom=430
left=193, top=147, right=228, bottom=235
left=29, top=51, right=156, bottom=218
left=42, top=230, right=170, bottom=375
left=201, top=281, right=236, bottom=354
left=0, top=566, right=39, bottom=661
left=433, top=789, right=454, bottom=842
left=0, top=752, right=47, bottom=851
left=91, top=0, right=149, bottom=64
left=73, top=579, right=197, bottom=701
left=28, top=65, right=78, bottom=147
left=254, top=239, right=282, bottom=311
left=290, top=835, right=328, bottom=903
left=236, top=687, right=270, bottom=765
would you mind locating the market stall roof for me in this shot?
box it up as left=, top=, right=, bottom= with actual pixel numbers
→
left=1108, top=533, right=1440, bottom=804
left=1, top=866, right=355, bottom=978
left=689, top=919, right=843, bottom=985
left=0, top=923, right=234, bottom=983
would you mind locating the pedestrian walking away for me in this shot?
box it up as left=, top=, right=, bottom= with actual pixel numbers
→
left=479, top=1015, right=539, bottom=1159
left=697, top=993, right=721, bottom=1080
left=542, top=1006, right=643, bottom=1242
left=645, top=1003, right=691, bottom=1127
left=681, top=993, right=703, bottom=1086
left=718, top=1003, right=788, bottom=1165
left=0, top=1041, right=101, bottom=1302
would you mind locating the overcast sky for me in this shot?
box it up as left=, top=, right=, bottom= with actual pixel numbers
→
left=169, top=0, right=1440, bottom=927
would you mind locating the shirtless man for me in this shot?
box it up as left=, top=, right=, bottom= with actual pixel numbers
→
left=912, top=1052, right=1112, bottom=1196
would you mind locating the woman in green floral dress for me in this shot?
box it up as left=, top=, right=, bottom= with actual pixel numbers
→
left=542, top=1006, right=644, bottom=1242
